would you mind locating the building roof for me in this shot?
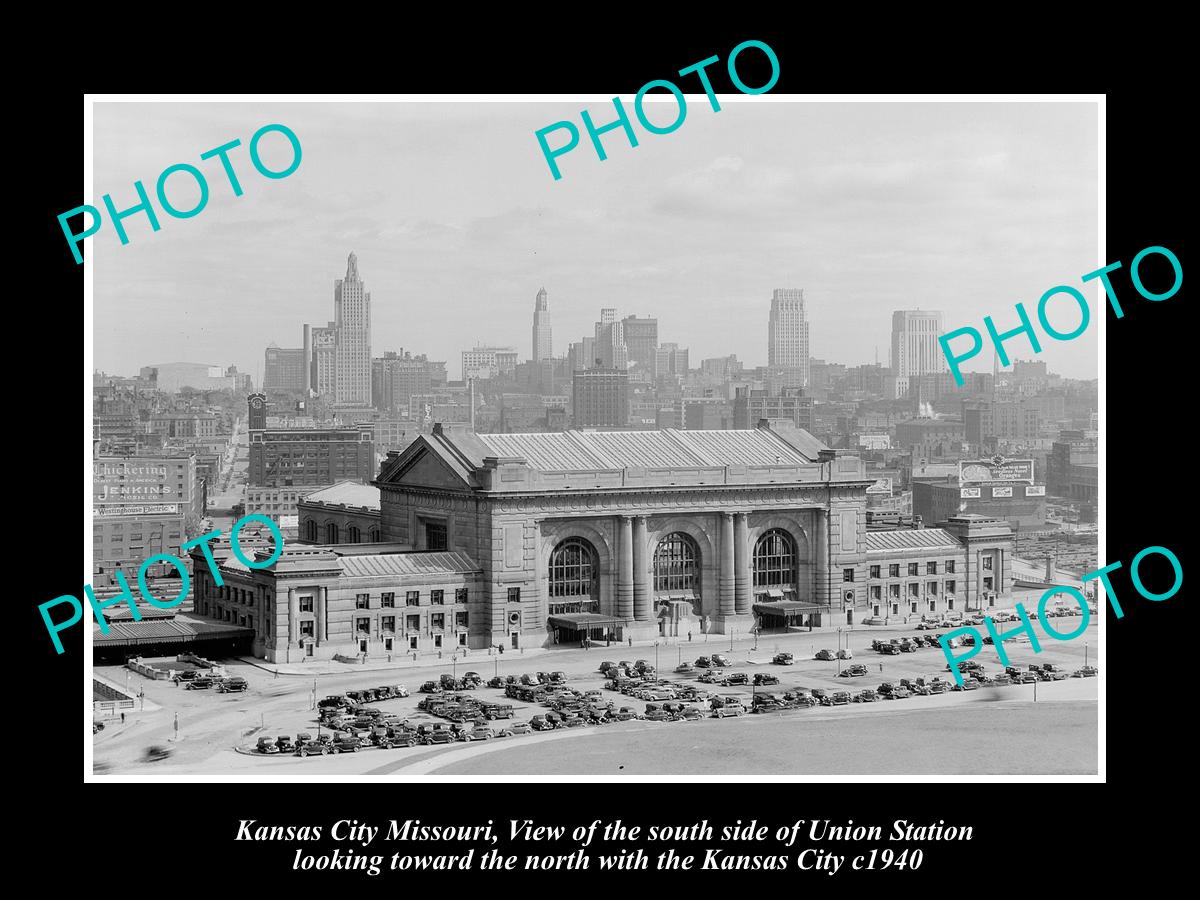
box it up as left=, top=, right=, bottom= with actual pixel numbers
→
left=301, top=481, right=381, bottom=511
left=864, top=528, right=962, bottom=553
left=336, top=550, right=481, bottom=578
left=476, top=428, right=821, bottom=472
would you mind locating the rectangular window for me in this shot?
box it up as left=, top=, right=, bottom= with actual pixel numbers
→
left=842, top=568, right=855, bottom=583
left=381, top=616, right=395, bottom=633
left=870, top=586, right=881, bottom=601
left=425, top=520, right=448, bottom=551
left=909, top=583, right=919, bottom=596
left=926, top=561, right=937, bottom=575
left=869, top=565, right=880, bottom=579
left=889, top=564, right=900, bottom=578
left=983, top=576, right=994, bottom=590
left=910, top=602, right=918, bottom=613
left=891, top=603, right=899, bottom=615
left=508, top=587, right=521, bottom=603
left=455, top=588, right=468, bottom=603
left=431, top=589, right=444, bottom=605
left=946, top=580, right=956, bottom=595
left=406, top=591, right=420, bottom=606
left=356, top=593, right=369, bottom=609
left=947, top=560, right=956, bottom=573
left=983, top=556, right=994, bottom=571
left=456, top=611, right=469, bottom=628
left=381, top=592, right=395, bottom=608
left=434, top=634, right=443, bottom=648
left=409, top=635, right=418, bottom=650
left=300, top=620, right=314, bottom=637
left=406, top=614, right=420, bottom=631
left=928, top=581, right=938, bottom=595
left=431, top=613, right=445, bottom=630
left=908, top=563, right=919, bottom=576
left=300, top=596, right=314, bottom=613
left=888, top=584, right=900, bottom=598
left=356, top=617, right=370, bottom=634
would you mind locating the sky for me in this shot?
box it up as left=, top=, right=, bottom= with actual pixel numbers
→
left=92, top=99, right=1099, bottom=383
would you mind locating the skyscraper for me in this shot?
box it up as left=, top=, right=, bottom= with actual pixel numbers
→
left=890, top=309, right=946, bottom=398
left=594, top=308, right=628, bottom=369
left=532, top=287, right=552, bottom=363
left=333, top=252, right=372, bottom=406
left=767, top=288, right=810, bottom=386
left=621, top=315, right=659, bottom=371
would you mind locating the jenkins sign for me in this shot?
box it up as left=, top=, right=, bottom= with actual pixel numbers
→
left=958, top=456, right=1035, bottom=484
left=93, top=459, right=190, bottom=504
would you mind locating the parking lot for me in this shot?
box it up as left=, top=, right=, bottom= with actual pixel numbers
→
left=92, top=615, right=1099, bottom=776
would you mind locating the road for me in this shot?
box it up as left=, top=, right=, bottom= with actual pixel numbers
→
left=93, top=616, right=1100, bottom=777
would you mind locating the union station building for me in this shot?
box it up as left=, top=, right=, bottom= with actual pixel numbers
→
left=192, top=421, right=1015, bottom=662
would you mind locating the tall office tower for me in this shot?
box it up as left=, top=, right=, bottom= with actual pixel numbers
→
left=263, top=344, right=306, bottom=394
left=889, top=309, right=946, bottom=398
left=572, top=366, right=629, bottom=428
left=767, top=289, right=810, bottom=387
left=333, top=252, right=372, bottom=405
left=594, top=308, right=628, bottom=369
left=532, top=287, right=552, bottom=363
left=621, top=315, right=659, bottom=371
left=308, top=323, right=338, bottom=397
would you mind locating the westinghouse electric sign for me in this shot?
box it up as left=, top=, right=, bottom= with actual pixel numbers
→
left=59, top=123, right=302, bottom=264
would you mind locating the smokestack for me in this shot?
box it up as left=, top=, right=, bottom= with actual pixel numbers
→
left=469, top=377, right=476, bottom=431
left=302, top=324, right=312, bottom=396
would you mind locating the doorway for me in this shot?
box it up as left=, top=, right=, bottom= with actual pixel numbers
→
left=846, top=609, right=853, bottom=625
left=510, top=631, right=519, bottom=649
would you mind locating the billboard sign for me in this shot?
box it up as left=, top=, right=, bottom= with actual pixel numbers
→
left=93, top=503, right=180, bottom=518
left=960, top=487, right=982, bottom=499
left=94, top=459, right=191, bottom=504
left=992, top=486, right=1014, bottom=498
left=959, top=456, right=1034, bottom=484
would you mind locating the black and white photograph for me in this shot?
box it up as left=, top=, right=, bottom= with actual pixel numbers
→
left=79, top=93, right=1105, bottom=780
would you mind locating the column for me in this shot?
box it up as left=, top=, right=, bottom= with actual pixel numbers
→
left=617, top=516, right=634, bottom=619
left=287, top=587, right=298, bottom=644
left=814, top=509, right=829, bottom=608
left=316, top=586, right=327, bottom=642
left=632, top=516, right=651, bottom=621
left=719, top=513, right=735, bottom=616
left=734, top=513, right=751, bottom=614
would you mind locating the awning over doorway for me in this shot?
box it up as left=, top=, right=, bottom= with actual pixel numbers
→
left=753, top=601, right=827, bottom=616
left=547, top=613, right=623, bottom=630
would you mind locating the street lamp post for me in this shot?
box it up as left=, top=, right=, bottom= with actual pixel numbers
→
left=654, top=642, right=659, bottom=673
left=1084, top=642, right=1089, bottom=668
left=729, top=628, right=734, bottom=652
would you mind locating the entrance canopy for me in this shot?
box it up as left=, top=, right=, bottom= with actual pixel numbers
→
left=548, top=613, right=623, bottom=630
left=753, top=601, right=826, bottom=616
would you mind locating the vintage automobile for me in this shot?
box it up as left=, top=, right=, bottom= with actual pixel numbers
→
left=467, top=726, right=495, bottom=741
left=837, top=664, right=869, bottom=678
left=710, top=699, right=745, bottom=718
left=185, top=677, right=215, bottom=690
left=481, top=703, right=514, bottom=720
left=487, top=676, right=506, bottom=689
left=255, top=737, right=279, bottom=754
left=510, top=722, right=533, bottom=735
left=420, top=729, right=458, bottom=745
left=887, top=687, right=913, bottom=700
left=420, top=681, right=442, bottom=693
left=274, top=735, right=296, bottom=753
left=330, top=734, right=362, bottom=753
left=295, top=738, right=329, bottom=757
left=530, top=715, right=558, bottom=731
left=694, top=656, right=713, bottom=668
left=815, top=649, right=837, bottom=660
left=675, top=662, right=696, bottom=674
left=829, top=691, right=853, bottom=706
left=319, top=695, right=349, bottom=709
left=836, top=648, right=854, bottom=659
left=172, top=670, right=201, bottom=684
left=1074, top=666, right=1099, bottom=678
left=854, top=689, right=878, bottom=703
left=772, top=652, right=794, bottom=665
left=811, top=688, right=829, bottom=704
left=951, top=679, right=980, bottom=691
left=915, top=621, right=939, bottom=630
left=862, top=616, right=887, bottom=625
left=753, top=673, right=780, bottom=686
left=723, top=672, right=749, bottom=685
left=710, top=654, right=732, bottom=667
left=217, top=677, right=248, bottom=693
left=878, top=643, right=901, bottom=655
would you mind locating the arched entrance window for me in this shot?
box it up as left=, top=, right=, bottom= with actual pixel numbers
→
left=548, top=538, right=599, bottom=615
left=347, top=525, right=361, bottom=543
left=654, top=533, right=700, bottom=595
left=326, top=522, right=339, bottom=545
left=368, top=527, right=380, bottom=542
left=304, top=519, right=317, bottom=542
left=753, top=528, right=796, bottom=589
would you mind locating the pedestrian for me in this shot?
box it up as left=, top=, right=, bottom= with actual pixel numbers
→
left=879, top=663, right=883, bottom=672
left=688, top=631, right=692, bottom=642
left=120, top=712, right=125, bottom=725
left=274, top=668, right=279, bottom=680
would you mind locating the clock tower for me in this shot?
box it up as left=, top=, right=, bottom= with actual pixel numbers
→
left=247, top=393, right=267, bottom=430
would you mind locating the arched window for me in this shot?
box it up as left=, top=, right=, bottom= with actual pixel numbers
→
left=548, top=538, right=599, bottom=615
left=304, top=519, right=317, bottom=542
left=753, top=529, right=796, bottom=588
left=347, top=525, right=361, bottom=543
left=654, top=533, right=700, bottom=594
left=368, top=527, right=380, bottom=542
left=326, top=522, right=339, bottom=545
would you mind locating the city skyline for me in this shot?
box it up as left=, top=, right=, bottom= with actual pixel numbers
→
left=93, top=101, right=1099, bottom=382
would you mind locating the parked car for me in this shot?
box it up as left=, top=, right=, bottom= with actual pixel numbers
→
left=952, top=679, right=980, bottom=691
left=836, top=648, right=853, bottom=659
left=675, top=663, right=696, bottom=674
left=172, top=670, right=200, bottom=683
left=530, top=715, right=558, bottom=731
left=878, top=644, right=901, bottom=655
left=710, top=654, right=731, bottom=667
left=694, top=656, right=713, bottom=668
left=295, top=738, right=329, bottom=757
left=318, top=695, right=349, bottom=709
left=510, top=722, right=532, bottom=735
left=420, top=681, right=442, bottom=693
left=274, top=735, right=296, bottom=753
left=753, top=673, right=780, bottom=686
left=854, top=690, right=878, bottom=703
left=811, top=688, right=829, bottom=704
left=467, top=726, right=494, bottom=741
left=829, top=691, right=853, bottom=705
left=217, top=677, right=248, bottom=693
left=815, top=649, right=837, bottom=660
left=255, top=737, right=279, bottom=754
left=1073, top=666, right=1099, bottom=678
left=711, top=699, right=745, bottom=718
left=724, top=672, right=749, bottom=685
left=772, top=652, right=794, bottom=665
left=185, top=677, right=214, bottom=690
left=487, top=676, right=506, bottom=689
left=889, top=686, right=913, bottom=700
left=838, top=664, right=869, bottom=678
left=915, top=621, right=938, bottom=630
left=863, top=616, right=886, bottom=625
left=330, top=734, right=362, bottom=753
